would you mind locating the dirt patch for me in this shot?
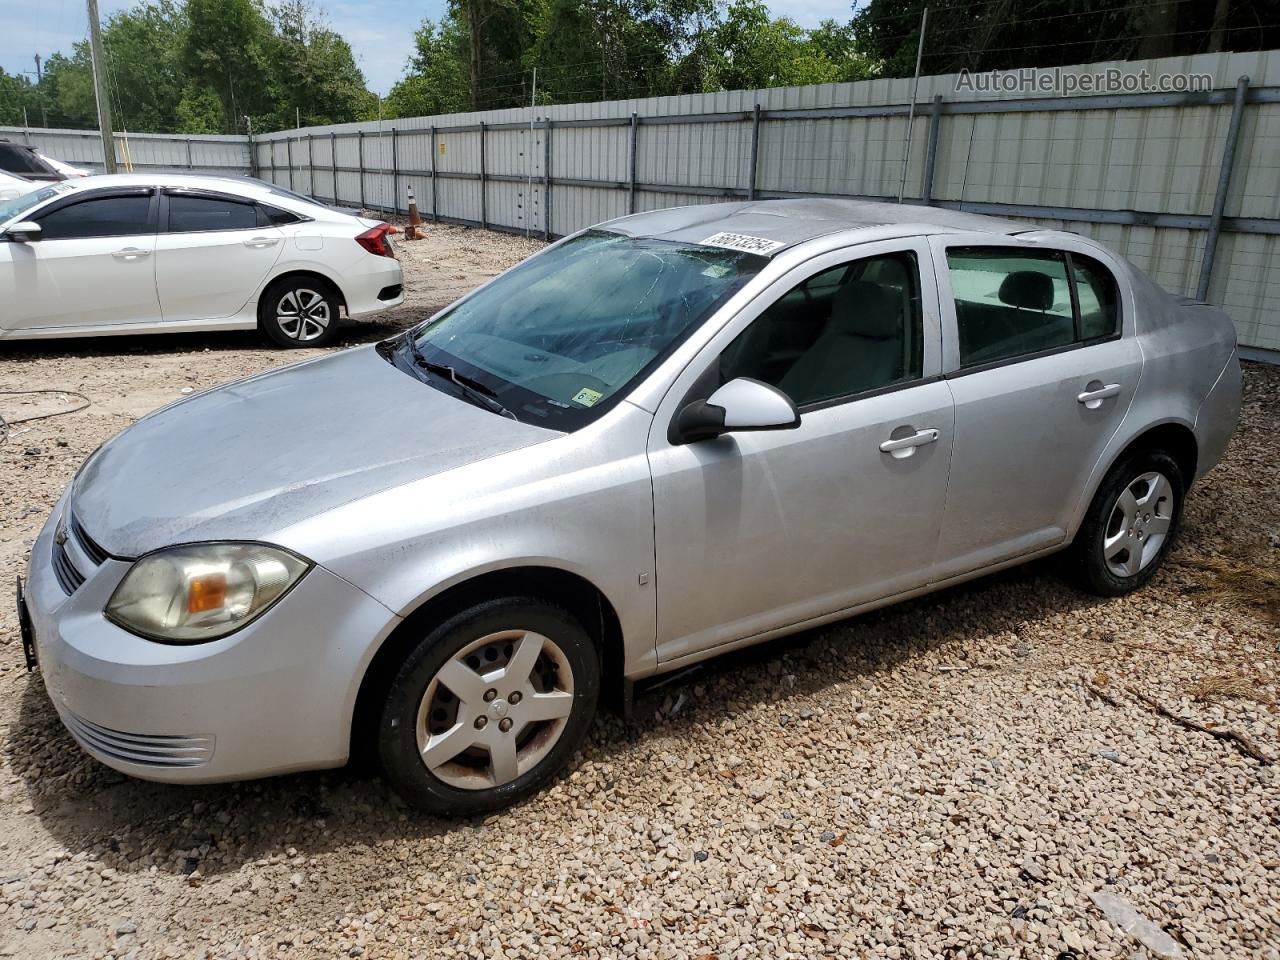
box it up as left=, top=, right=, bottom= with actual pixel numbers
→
left=0, top=227, right=1276, bottom=959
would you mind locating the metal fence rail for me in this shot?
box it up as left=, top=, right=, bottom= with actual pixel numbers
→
left=7, top=48, right=1280, bottom=357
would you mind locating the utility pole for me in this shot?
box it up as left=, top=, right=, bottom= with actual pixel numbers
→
left=86, top=0, right=117, bottom=173
left=896, top=5, right=928, bottom=203
left=34, top=54, right=48, bottom=126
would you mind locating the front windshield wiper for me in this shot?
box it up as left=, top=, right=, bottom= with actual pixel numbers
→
left=401, top=336, right=518, bottom=421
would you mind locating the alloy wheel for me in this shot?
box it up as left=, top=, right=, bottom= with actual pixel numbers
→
left=415, top=630, right=575, bottom=790
left=1103, top=470, right=1174, bottom=578
left=276, top=288, right=331, bottom=342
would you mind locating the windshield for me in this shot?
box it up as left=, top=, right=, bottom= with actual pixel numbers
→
left=0, top=183, right=72, bottom=225
left=406, top=230, right=765, bottom=428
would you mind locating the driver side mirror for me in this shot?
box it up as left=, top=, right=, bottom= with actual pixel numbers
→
left=673, top=377, right=801, bottom=444
left=3, top=221, right=42, bottom=243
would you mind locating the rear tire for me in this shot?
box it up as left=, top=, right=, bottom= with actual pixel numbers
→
left=1066, top=449, right=1184, bottom=597
left=259, top=278, right=341, bottom=348
left=377, top=597, right=600, bottom=816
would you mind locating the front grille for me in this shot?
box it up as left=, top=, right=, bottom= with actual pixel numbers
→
left=63, top=711, right=213, bottom=768
left=51, top=538, right=85, bottom=595
left=69, top=513, right=111, bottom=565
left=50, top=512, right=115, bottom=596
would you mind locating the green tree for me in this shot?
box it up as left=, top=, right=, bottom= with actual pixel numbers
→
left=266, top=0, right=375, bottom=128
left=700, top=0, right=849, bottom=91
left=0, top=67, right=42, bottom=127
left=385, top=17, right=470, bottom=118
left=181, top=0, right=274, bottom=131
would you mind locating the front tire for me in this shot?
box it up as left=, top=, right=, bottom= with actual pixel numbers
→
left=259, top=278, right=341, bottom=348
left=1067, top=449, right=1184, bottom=597
left=377, top=598, right=600, bottom=816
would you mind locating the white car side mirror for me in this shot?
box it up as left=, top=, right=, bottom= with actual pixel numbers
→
left=673, top=377, right=801, bottom=444
left=4, top=221, right=42, bottom=243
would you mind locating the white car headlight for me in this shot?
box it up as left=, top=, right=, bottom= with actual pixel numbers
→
left=106, top=543, right=310, bottom=643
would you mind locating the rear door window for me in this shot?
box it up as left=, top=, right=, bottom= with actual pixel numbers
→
left=946, top=246, right=1122, bottom=368
left=34, top=193, right=154, bottom=240
left=167, top=193, right=259, bottom=232
left=947, top=248, right=1075, bottom=367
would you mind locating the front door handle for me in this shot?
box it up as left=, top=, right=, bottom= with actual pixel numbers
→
left=111, top=247, right=151, bottom=261
left=879, top=428, right=939, bottom=459
left=243, top=237, right=280, bottom=248
left=1077, top=382, right=1122, bottom=409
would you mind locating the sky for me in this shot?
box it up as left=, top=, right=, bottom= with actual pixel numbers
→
left=0, top=0, right=858, bottom=99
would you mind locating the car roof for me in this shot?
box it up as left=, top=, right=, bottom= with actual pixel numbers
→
left=601, top=198, right=1034, bottom=254
left=58, top=172, right=281, bottom=197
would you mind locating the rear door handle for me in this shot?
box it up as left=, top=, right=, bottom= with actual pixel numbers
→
left=243, top=237, right=280, bottom=248
left=880, top=428, right=939, bottom=459
left=1077, top=383, right=1122, bottom=409
left=111, top=247, right=151, bottom=261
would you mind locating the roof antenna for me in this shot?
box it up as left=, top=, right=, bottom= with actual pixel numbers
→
left=896, top=6, right=929, bottom=204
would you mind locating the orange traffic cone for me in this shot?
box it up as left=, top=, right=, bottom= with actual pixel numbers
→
left=406, top=186, right=423, bottom=241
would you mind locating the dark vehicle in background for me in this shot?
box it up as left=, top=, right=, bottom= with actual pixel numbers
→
left=0, top=141, right=67, bottom=183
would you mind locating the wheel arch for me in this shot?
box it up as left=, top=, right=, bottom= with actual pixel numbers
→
left=258, top=268, right=348, bottom=321
left=1069, top=418, right=1198, bottom=540
left=349, top=565, right=626, bottom=762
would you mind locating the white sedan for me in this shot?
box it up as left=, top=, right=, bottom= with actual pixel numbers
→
left=0, top=174, right=404, bottom=347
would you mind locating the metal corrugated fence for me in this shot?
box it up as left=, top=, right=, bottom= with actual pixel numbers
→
left=0, top=127, right=250, bottom=177
left=7, top=48, right=1280, bottom=356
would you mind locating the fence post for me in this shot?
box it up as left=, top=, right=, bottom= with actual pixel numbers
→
left=306, top=134, right=313, bottom=194
left=185, top=137, right=194, bottom=170
left=920, top=94, right=943, bottom=204
left=628, top=112, right=638, bottom=214
left=358, top=130, right=366, bottom=209
left=747, top=104, right=761, bottom=200
left=286, top=137, right=293, bottom=190
left=391, top=127, right=399, bottom=215
left=1196, top=75, right=1249, bottom=302
left=479, top=121, right=488, bottom=230
left=430, top=126, right=439, bottom=222
left=330, top=132, right=337, bottom=204
left=269, top=140, right=276, bottom=184
left=247, top=117, right=257, bottom=178
left=544, top=118, right=552, bottom=240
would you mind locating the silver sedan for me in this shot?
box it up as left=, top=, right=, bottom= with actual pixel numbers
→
left=21, top=199, right=1241, bottom=814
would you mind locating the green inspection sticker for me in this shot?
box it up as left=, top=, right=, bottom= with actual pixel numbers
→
left=571, top=387, right=604, bottom=407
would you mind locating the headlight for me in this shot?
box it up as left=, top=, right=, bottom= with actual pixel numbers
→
left=106, top=543, right=310, bottom=643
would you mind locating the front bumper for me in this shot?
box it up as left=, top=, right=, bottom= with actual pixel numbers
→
left=24, top=496, right=400, bottom=784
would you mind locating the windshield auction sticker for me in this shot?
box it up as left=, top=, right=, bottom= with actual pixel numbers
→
left=572, top=387, right=604, bottom=407
left=700, top=232, right=784, bottom=255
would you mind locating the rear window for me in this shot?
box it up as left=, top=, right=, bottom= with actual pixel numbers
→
left=0, top=143, right=56, bottom=176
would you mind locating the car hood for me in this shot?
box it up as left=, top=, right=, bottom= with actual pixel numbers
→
left=72, top=345, right=557, bottom=557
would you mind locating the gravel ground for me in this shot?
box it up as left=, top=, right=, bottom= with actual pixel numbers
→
left=0, top=223, right=1277, bottom=960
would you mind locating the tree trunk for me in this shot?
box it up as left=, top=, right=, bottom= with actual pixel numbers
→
left=467, top=0, right=483, bottom=110
left=1207, top=0, right=1231, bottom=52
left=1137, top=0, right=1179, bottom=60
